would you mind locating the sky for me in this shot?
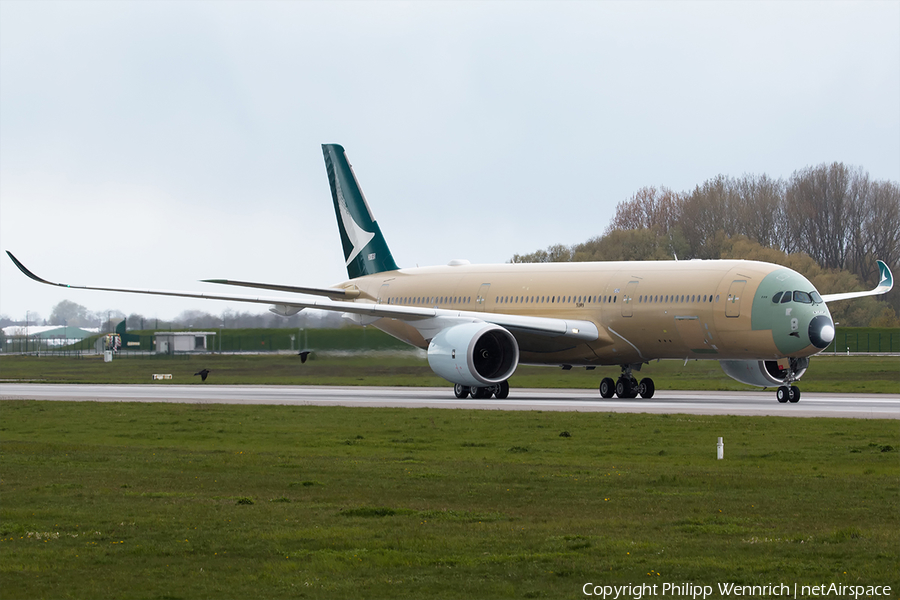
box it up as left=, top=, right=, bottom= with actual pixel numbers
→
left=1, top=1, right=898, bottom=324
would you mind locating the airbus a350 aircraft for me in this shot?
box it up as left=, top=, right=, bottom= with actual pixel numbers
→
left=7, top=144, right=894, bottom=403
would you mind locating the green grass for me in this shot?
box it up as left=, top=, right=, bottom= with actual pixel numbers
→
left=1, top=353, right=898, bottom=393
left=0, top=401, right=897, bottom=599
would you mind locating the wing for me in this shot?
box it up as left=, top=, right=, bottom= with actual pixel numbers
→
left=821, top=260, right=894, bottom=303
left=6, top=251, right=601, bottom=343
left=201, top=278, right=360, bottom=299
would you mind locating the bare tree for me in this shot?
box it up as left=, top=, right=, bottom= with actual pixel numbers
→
left=678, top=175, right=740, bottom=259
left=785, top=163, right=866, bottom=270
left=850, top=179, right=900, bottom=285
left=510, top=244, right=572, bottom=264
left=606, top=186, right=682, bottom=234
left=738, top=173, right=785, bottom=250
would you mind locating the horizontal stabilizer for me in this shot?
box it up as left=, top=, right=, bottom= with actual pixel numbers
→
left=821, top=260, right=894, bottom=303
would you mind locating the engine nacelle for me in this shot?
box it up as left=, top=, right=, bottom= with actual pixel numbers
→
left=427, top=323, right=519, bottom=387
left=719, top=358, right=809, bottom=387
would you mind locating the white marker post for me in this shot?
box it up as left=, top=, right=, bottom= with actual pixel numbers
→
left=717, top=437, right=724, bottom=460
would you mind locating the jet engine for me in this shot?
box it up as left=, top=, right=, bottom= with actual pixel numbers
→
left=719, top=358, right=809, bottom=387
left=427, top=323, right=519, bottom=387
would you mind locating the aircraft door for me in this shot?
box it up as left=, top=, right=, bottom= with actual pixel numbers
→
left=622, top=281, right=639, bottom=317
left=377, top=283, right=390, bottom=304
left=725, top=280, right=746, bottom=318
left=475, top=284, right=491, bottom=312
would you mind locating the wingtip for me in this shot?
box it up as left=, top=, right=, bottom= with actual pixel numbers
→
left=5, top=251, right=51, bottom=284
left=876, top=260, right=893, bottom=291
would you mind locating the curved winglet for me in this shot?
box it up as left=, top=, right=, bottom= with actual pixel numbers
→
left=821, top=260, right=894, bottom=303
left=6, top=251, right=68, bottom=287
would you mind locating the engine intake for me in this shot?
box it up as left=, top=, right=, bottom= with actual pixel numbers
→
left=427, top=323, right=519, bottom=387
left=720, top=358, right=809, bottom=387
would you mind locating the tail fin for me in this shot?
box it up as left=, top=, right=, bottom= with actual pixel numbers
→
left=323, top=144, right=399, bottom=279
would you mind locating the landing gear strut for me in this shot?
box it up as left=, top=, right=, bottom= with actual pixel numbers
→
left=600, top=365, right=655, bottom=399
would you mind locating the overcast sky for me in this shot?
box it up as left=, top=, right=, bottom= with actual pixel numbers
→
left=1, top=1, right=898, bottom=324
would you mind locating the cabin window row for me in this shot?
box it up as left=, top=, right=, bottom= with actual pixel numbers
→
left=638, top=294, right=717, bottom=304
left=388, top=296, right=471, bottom=305
left=496, top=295, right=617, bottom=304
left=385, top=295, right=621, bottom=306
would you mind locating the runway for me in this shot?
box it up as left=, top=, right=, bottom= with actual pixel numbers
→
left=1, top=383, right=897, bottom=418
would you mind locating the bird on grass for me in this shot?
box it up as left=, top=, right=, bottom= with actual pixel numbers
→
left=194, top=369, right=210, bottom=381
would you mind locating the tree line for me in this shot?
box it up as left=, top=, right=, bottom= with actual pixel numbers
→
left=510, top=162, right=899, bottom=327
left=0, top=301, right=343, bottom=333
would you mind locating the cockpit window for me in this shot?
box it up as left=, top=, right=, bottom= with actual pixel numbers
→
left=772, top=291, right=783, bottom=303
left=810, top=291, right=823, bottom=304
left=780, top=292, right=792, bottom=304
left=793, top=291, right=812, bottom=304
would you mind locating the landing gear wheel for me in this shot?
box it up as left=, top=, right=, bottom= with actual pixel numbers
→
left=454, top=383, right=470, bottom=399
left=471, top=386, right=492, bottom=399
left=638, top=378, right=655, bottom=399
left=789, top=386, right=801, bottom=403
left=776, top=386, right=790, bottom=403
left=627, top=378, right=639, bottom=398
left=493, top=380, right=510, bottom=399
left=599, top=377, right=615, bottom=399
left=616, top=378, right=638, bottom=399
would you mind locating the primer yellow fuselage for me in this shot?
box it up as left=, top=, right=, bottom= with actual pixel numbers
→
left=336, top=259, right=827, bottom=367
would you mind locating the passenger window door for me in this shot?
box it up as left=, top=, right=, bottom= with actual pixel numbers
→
left=725, top=280, right=746, bottom=318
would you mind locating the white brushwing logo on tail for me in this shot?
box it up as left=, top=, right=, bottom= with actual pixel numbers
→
left=334, top=174, right=375, bottom=266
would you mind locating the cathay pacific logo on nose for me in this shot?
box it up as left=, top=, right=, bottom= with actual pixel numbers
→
left=334, top=176, right=375, bottom=266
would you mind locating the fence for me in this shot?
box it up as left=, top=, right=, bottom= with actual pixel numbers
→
left=1, top=327, right=410, bottom=356
left=5, top=328, right=899, bottom=356
left=824, top=331, right=900, bottom=353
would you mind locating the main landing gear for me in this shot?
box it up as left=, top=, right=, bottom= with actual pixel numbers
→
left=776, top=385, right=801, bottom=403
left=599, top=365, right=655, bottom=399
left=454, top=381, right=510, bottom=400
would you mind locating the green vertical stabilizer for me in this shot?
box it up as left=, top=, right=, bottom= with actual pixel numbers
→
left=323, top=144, right=399, bottom=280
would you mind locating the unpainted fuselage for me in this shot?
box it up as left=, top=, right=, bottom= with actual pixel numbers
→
left=334, top=258, right=832, bottom=367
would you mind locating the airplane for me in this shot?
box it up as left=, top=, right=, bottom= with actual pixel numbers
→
left=6, top=144, right=895, bottom=403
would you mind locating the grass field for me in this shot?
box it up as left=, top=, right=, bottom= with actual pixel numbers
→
left=1, top=401, right=898, bottom=599
left=1, top=352, right=898, bottom=393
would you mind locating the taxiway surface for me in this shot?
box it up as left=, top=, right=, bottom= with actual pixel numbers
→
left=1, top=384, right=897, bottom=418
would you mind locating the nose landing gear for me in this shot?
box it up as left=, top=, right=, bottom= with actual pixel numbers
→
left=775, top=358, right=803, bottom=402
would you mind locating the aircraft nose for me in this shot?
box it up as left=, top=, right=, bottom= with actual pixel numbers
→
left=808, top=315, right=835, bottom=349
